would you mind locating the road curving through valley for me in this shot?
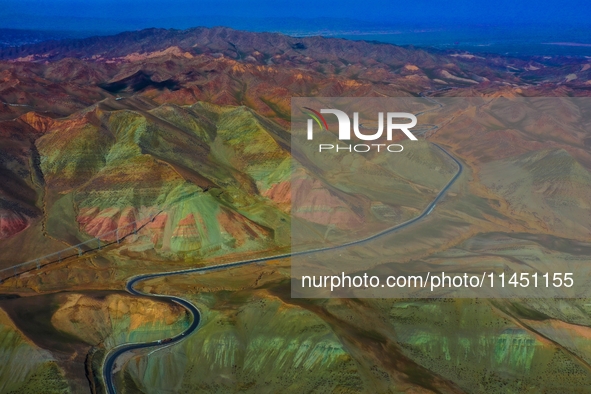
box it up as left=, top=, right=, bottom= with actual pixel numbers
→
left=102, top=98, right=463, bottom=393
left=102, top=142, right=463, bottom=393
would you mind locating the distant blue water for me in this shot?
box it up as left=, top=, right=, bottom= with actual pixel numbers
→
left=0, top=29, right=102, bottom=48
left=332, top=25, right=591, bottom=57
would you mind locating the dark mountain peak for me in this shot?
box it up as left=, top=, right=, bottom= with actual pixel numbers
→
left=99, top=70, right=179, bottom=93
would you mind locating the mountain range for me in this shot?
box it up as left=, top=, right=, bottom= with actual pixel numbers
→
left=1, top=26, right=591, bottom=394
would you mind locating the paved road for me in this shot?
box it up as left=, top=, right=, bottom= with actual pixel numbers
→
left=102, top=141, right=463, bottom=393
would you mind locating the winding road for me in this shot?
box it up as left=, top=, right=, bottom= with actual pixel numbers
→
left=102, top=103, right=463, bottom=394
